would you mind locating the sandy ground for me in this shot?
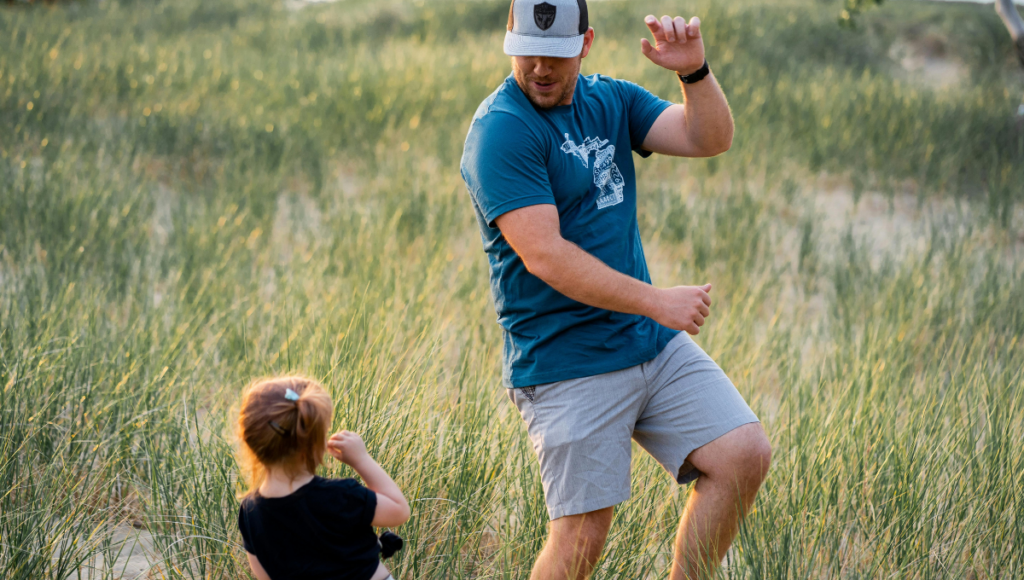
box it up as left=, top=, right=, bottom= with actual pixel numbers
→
left=816, top=184, right=963, bottom=255
left=63, top=525, right=155, bottom=580
left=284, top=0, right=341, bottom=11
left=888, top=38, right=967, bottom=91
left=815, top=170, right=1022, bottom=253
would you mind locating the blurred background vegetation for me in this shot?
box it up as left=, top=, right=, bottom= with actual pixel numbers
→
left=1, top=0, right=1022, bottom=578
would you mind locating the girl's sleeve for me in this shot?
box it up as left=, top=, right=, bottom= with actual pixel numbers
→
left=356, top=484, right=378, bottom=527
left=237, top=505, right=256, bottom=553
left=334, top=479, right=378, bottom=527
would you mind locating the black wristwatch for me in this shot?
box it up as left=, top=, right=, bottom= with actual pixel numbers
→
left=677, top=60, right=710, bottom=84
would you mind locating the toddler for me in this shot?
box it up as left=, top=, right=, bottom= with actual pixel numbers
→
left=236, top=376, right=410, bottom=580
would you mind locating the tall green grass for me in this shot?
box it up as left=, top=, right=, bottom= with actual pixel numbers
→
left=1, top=0, right=1022, bottom=578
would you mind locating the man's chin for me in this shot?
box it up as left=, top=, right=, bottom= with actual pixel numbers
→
left=526, top=92, right=561, bottom=109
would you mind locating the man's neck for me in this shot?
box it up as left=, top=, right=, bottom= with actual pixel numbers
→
left=553, top=74, right=580, bottom=107
left=559, top=79, right=578, bottom=107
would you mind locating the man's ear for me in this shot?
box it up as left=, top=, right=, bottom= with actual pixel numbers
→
left=580, top=28, right=595, bottom=59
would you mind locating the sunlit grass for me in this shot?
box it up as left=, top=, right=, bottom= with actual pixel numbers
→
left=1, top=0, right=1022, bottom=578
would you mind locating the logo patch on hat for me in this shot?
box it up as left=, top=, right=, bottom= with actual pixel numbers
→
left=534, top=2, right=557, bottom=31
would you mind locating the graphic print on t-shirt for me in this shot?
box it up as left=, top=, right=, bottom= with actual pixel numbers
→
left=560, top=134, right=625, bottom=209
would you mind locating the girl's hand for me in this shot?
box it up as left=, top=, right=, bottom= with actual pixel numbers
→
left=329, top=431, right=410, bottom=527
left=327, top=430, right=370, bottom=467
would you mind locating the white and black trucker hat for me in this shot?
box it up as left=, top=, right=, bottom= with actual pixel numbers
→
left=504, top=0, right=590, bottom=58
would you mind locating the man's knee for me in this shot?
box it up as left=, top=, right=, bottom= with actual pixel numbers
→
left=694, top=423, right=772, bottom=487
left=744, top=429, right=772, bottom=483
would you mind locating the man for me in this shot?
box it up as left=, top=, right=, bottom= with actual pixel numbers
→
left=460, top=1, right=772, bottom=578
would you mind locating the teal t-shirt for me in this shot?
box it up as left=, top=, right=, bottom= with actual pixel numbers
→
left=461, top=73, right=678, bottom=388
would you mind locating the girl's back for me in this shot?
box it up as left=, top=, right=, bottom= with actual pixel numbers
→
left=238, top=476, right=380, bottom=580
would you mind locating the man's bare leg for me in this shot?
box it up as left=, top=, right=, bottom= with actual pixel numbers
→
left=670, top=423, right=772, bottom=580
left=530, top=507, right=615, bottom=580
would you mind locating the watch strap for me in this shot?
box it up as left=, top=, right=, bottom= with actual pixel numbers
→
left=678, top=60, right=710, bottom=84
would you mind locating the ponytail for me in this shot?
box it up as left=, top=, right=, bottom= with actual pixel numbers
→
left=237, top=376, right=333, bottom=497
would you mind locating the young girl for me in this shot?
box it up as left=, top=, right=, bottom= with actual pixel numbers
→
left=236, top=376, right=410, bottom=580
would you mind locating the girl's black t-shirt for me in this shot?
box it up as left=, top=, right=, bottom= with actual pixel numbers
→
left=238, top=476, right=380, bottom=580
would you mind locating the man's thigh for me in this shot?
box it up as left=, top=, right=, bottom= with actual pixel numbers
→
left=508, top=367, right=646, bottom=520
left=632, top=333, right=760, bottom=484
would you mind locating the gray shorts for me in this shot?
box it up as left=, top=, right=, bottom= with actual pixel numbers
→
left=508, top=332, right=759, bottom=520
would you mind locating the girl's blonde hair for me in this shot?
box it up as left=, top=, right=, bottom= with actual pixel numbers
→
left=237, top=376, right=333, bottom=497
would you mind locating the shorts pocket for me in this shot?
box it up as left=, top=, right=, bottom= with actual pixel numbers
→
left=507, top=386, right=536, bottom=407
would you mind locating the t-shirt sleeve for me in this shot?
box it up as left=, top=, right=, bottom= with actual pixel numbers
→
left=331, top=479, right=378, bottom=528
left=237, top=503, right=256, bottom=553
left=357, top=485, right=378, bottom=527
left=617, top=79, right=674, bottom=157
left=461, top=112, right=555, bottom=227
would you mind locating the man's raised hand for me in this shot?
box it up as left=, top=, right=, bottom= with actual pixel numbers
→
left=641, top=15, right=705, bottom=76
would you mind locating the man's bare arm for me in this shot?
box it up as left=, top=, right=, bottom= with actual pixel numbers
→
left=639, top=15, right=734, bottom=157
left=495, top=204, right=711, bottom=335
left=642, top=80, right=733, bottom=157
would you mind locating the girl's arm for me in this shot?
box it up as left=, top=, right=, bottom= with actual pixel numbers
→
left=328, top=431, right=411, bottom=527
left=247, top=552, right=272, bottom=580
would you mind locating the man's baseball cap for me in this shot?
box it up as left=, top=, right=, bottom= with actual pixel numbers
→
left=504, top=0, right=590, bottom=59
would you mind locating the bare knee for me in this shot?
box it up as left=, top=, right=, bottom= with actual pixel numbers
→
left=692, top=423, right=772, bottom=489
left=733, top=423, right=772, bottom=481
left=745, top=429, right=772, bottom=484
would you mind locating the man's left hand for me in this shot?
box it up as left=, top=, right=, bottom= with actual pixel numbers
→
left=641, top=15, right=705, bottom=76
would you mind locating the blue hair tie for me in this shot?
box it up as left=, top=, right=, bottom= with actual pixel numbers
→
left=284, top=388, right=300, bottom=401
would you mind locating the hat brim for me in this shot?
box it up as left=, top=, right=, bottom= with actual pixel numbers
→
left=504, top=31, right=584, bottom=58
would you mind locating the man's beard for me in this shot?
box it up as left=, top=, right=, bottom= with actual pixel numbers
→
left=512, top=60, right=580, bottom=110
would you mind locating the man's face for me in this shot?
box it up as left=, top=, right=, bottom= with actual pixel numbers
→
left=511, top=29, right=595, bottom=109
left=512, top=54, right=582, bottom=109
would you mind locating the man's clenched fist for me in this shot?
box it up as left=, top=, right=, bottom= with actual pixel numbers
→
left=650, top=283, right=712, bottom=335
